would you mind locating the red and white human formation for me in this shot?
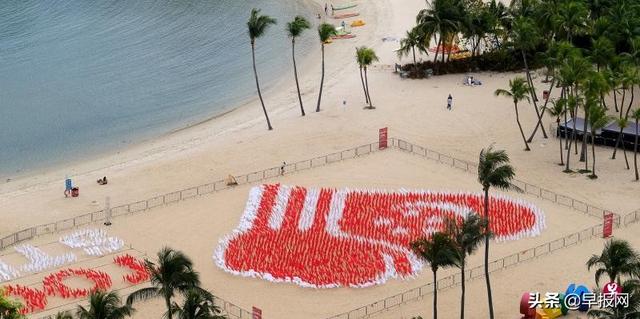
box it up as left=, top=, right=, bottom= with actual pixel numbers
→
left=215, top=184, right=545, bottom=288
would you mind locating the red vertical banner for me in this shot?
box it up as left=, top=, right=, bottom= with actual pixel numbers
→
left=252, top=307, right=262, bottom=319
left=379, top=127, right=388, bottom=149
left=603, top=212, right=614, bottom=238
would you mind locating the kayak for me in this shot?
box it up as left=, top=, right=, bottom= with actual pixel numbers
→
left=351, top=20, right=365, bottom=27
left=332, top=12, right=360, bottom=19
left=331, top=34, right=356, bottom=40
left=334, top=3, right=358, bottom=10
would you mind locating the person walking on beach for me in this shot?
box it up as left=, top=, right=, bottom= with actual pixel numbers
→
left=325, top=3, right=328, bottom=15
left=447, top=94, right=453, bottom=110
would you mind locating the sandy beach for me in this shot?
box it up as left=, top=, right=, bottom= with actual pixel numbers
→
left=1, top=0, right=639, bottom=317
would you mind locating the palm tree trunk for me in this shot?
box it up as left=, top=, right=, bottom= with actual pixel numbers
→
left=292, top=39, right=305, bottom=116
left=483, top=187, right=494, bottom=319
left=433, top=37, right=441, bottom=64
left=252, top=41, right=273, bottom=130
left=412, top=46, right=417, bottom=73
left=364, top=66, right=373, bottom=108
left=557, top=118, right=564, bottom=165
left=635, top=119, right=639, bottom=181
left=528, top=78, right=555, bottom=142
left=613, top=89, right=619, bottom=113
left=566, top=119, right=574, bottom=172
left=623, top=140, right=630, bottom=169
left=316, top=44, right=325, bottom=112
left=580, top=110, right=588, bottom=168
left=433, top=269, right=438, bottom=319
left=165, top=295, right=173, bottom=319
left=591, top=134, right=596, bottom=177
left=460, top=262, right=466, bottom=319
left=521, top=50, right=546, bottom=139
left=564, top=88, right=569, bottom=149
left=572, top=101, right=578, bottom=155
left=613, top=130, right=623, bottom=159
left=514, top=102, right=531, bottom=151
left=359, top=66, right=368, bottom=104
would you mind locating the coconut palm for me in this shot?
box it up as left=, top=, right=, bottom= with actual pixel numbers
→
left=0, top=290, right=23, bottom=319
left=286, top=16, right=311, bottom=117
left=446, top=213, right=487, bottom=319
left=416, top=0, right=463, bottom=65
left=612, top=117, right=631, bottom=169
left=494, top=77, right=531, bottom=151
left=586, top=239, right=640, bottom=286
left=510, top=16, right=545, bottom=136
left=247, top=9, right=277, bottom=130
left=356, top=47, right=370, bottom=105
left=356, top=47, right=379, bottom=109
left=478, top=145, right=518, bottom=319
left=55, top=311, right=73, bottom=319
left=553, top=0, right=589, bottom=41
left=579, top=71, right=609, bottom=170
left=76, top=291, right=133, bottom=319
left=587, top=104, right=612, bottom=179
left=397, top=27, right=423, bottom=73
left=633, top=108, right=640, bottom=181
left=316, top=23, right=337, bottom=113
left=546, top=99, right=567, bottom=165
left=587, top=279, right=640, bottom=319
left=411, top=232, right=457, bottom=319
left=168, top=289, right=226, bottom=319
left=126, top=247, right=203, bottom=319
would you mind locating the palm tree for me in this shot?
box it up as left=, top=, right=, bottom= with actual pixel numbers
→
left=169, top=289, right=226, bottom=319
left=286, top=16, right=311, bottom=117
left=55, top=311, right=73, bottom=319
left=633, top=108, right=640, bottom=181
left=494, top=77, right=531, bottom=151
left=510, top=16, right=545, bottom=137
left=612, top=117, right=631, bottom=169
left=587, top=104, right=612, bottom=179
left=0, top=290, right=23, bottom=319
left=446, top=213, right=487, bottom=319
left=478, top=145, right=518, bottom=319
left=579, top=71, right=609, bottom=170
left=356, top=47, right=379, bottom=109
left=411, top=232, right=457, bottom=319
left=76, top=291, right=133, bottom=319
left=356, top=47, right=369, bottom=105
left=397, top=27, right=423, bottom=73
left=546, top=99, right=567, bottom=165
left=127, top=247, right=203, bottom=319
left=587, top=279, right=640, bottom=318
left=316, top=23, right=337, bottom=113
left=247, top=9, right=277, bottom=130
left=416, top=0, right=463, bottom=65
left=586, top=239, right=640, bottom=286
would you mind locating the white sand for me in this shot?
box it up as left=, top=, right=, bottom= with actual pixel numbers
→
left=1, top=0, right=639, bottom=317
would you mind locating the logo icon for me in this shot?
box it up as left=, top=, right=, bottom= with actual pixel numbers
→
left=215, top=184, right=545, bottom=288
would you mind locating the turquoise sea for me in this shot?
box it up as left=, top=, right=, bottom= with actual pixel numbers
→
left=0, top=0, right=317, bottom=179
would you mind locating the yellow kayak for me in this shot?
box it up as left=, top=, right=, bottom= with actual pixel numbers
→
left=351, top=20, right=365, bottom=27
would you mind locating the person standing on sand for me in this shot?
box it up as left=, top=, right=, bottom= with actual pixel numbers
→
left=331, top=4, right=334, bottom=15
left=325, top=3, right=328, bottom=15
left=447, top=94, right=452, bottom=110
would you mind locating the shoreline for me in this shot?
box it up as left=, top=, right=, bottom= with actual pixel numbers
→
left=0, top=0, right=326, bottom=193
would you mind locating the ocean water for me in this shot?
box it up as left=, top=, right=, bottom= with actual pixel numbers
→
left=0, top=0, right=318, bottom=179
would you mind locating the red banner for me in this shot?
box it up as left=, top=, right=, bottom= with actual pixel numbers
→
left=603, top=212, right=614, bottom=238
left=252, top=307, right=262, bottom=319
left=379, top=127, right=388, bottom=149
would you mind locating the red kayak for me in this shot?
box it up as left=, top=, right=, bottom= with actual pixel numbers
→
left=331, top=34, right=356, bottom=40
left=332, top=12, right=359, bottom=19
